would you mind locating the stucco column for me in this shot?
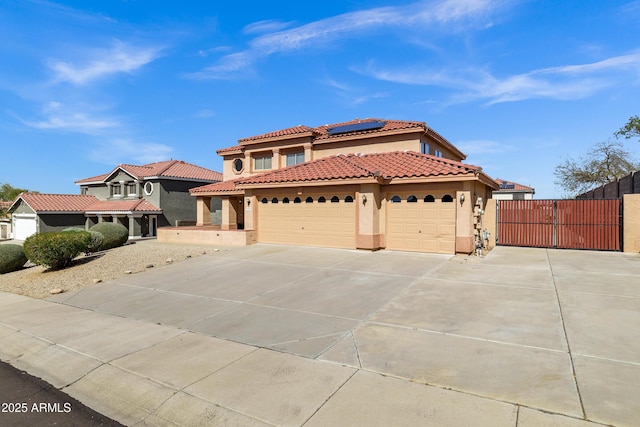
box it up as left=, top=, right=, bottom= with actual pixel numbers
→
left=97, top=215, right=103, bottom=224
left=272, top=148, right=281, bottom=170
left=135, top=180, right=141, bottom=198
left=356, top=183, right=383, bottom=250
left=455, top=190, right=474, bottom=254
left=196, top=196, right=211, bottom=226
left=106, top=183, right=112, bottom=198
left=303, top=143, right=312, bottom=162
left=127, top=215, right=135, bottom=237
left=243, top=190, right=257, bottom=231
left=221, top=196, right=238, bottom=230
left=623, top=194, right=640, bottom=253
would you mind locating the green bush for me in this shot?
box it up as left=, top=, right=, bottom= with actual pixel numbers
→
left=89, top=222, right=128, bottom=250
left=62, top=228, right=103, bottom=253
left=0, top=244, right=27, bottom=274
left=23, top=231, right=92, bottom=270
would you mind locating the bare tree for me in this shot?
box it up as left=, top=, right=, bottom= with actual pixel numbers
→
left=554, top=140, right=639, bottom=196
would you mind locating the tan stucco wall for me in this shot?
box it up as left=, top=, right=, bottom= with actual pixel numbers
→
left=624, top=194, right=640, bottom=253
left=483, top=198, right=497, bottom=250
left=158, top=228, right=256, bottom=246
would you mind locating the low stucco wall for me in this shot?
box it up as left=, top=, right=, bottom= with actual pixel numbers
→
left=483, top=199, right=497, bottom=250
left=624, top=194, right=640, bottom=253
left=157, top=227, right=257, bottom=246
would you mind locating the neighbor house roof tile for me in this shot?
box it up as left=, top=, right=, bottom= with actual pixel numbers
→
left=494, top=179, right=535, bottom=192
left=12, top=194, right=99, bottom=212
left=85, top=199, right=161, bottom=213
left=76, top=160, right=222, bottom=184
left=190, top=178, right=245, bottom=194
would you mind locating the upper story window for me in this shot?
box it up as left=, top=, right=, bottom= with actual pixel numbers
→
left=233, top=158, right=244, bottom=173
left=127, top=183, right=137, bottom=196
left=81, top=187, right=88, bottom=195
left=254, top=155, right=272, bottom=170
left=113, top=184, right=122, bottom=197
left=286, top=152, right=305, bottom=167
left=420, top=142, right=430, bottom=155
left=435, top=149, right=443, bottom=157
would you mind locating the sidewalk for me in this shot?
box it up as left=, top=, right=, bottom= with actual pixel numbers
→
left=0, top=290, right=602, bottom=427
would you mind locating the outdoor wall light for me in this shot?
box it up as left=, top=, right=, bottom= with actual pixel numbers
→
left=362, top=194, right=367, bottom=205
left=246, top=199, right=251, bottom=207
left=460, top=193, right=465, bottom=205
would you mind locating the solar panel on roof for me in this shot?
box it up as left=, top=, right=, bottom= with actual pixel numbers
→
left=328, top=120, right=386, bottom=135
left=500, top=182, right=516, bottom=189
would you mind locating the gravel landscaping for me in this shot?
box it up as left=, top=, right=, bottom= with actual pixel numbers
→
left=0, top=239, right=220, bottom=299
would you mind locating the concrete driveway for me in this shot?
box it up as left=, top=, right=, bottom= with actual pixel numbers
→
left=2, top=244, right=639, bottom=426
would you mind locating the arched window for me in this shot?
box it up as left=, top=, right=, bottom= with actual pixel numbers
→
left=345, top=195, right=354, bottom=203
left=318, top=196, right=326, bottom=203
left=442, top=194, right=454, bottom=203
left=271, top=198, right=279, bottom=204
left=282, top=197, right=290, bottom=204
left=305, top=196, right=313, bottom=203
left=407, top=195, right=418, bottom=203
left=424, top=195, right=435, bottom=202
left=331, top=196, right=340, bottom=203
left=390, top=195, right=401, bottom=203
left=261, top=198, right=268, bottom=204
left=293, top=197, right=301, bottom=203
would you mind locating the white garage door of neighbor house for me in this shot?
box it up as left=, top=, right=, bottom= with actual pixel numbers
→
left=386, top=193, right=456, bottom=254
left=13, top=216, right=37, bottom=241
left=257, top=194, right=356, bottom=249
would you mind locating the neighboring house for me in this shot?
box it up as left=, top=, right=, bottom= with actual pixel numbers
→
left=185, top=118, right=499, bottom=254
left=492, top=179, right=535, bottom=200
left=9, top=160, right=222, bottom=240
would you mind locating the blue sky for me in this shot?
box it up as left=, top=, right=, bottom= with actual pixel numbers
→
left=1, top=0, right=639, bottom=198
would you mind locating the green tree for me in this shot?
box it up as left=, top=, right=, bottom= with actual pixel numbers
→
left=554, top=140, right=639, bottom=196
left=615, top=115, right=640, bottom=140
left=0, top=183, right=34, bottom=218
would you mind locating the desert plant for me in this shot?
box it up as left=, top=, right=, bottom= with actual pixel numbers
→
left=23, top=231, right=92, bottom=270
left=89, top=222, right=128, bottom=250
left=0, top=244, right=27, bottom=274
left=86, top=230, right=105, bottom=253
left=62, top=227, right=85, bottom=232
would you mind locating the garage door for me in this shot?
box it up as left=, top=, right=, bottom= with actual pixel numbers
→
left=257, top=194, right=356, bottom=248
left=13, top=215, right=37, bottom=241
left=386, top=193, right=456, bottom=254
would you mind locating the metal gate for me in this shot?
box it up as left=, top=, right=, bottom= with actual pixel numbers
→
left=497, top=199, right=621, bottom=251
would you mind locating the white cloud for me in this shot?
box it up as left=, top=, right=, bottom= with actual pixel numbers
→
left=191, top=0, right=510, bottom=79
left=455, top=139, right=517, bottom=155
left=243, top=20, right=294, bottom=35
left=90, top=138, right=174, bottom=165
left=20, top=101, right=119, bottom=134
left=194, top=109, right=215, bottom=118
left=361, top=51, right=640, bottom=105
left=48, top=40, right=163, bottom=85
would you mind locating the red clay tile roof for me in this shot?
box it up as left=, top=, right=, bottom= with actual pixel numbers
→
left=216, top=118, right=465, bottom=160
left=76, top=160, right=222, bottom=184
left=190, top=178, right=245, bottom=194
left=494, top=178, right=535, bottom=192
left=238, top=125, right=316, bottom=144
left=10, top=193, right=162, bottom=214
left=192, top=152, right=490, bottom=195
left=239, top=151, right=481, bottom=185
left=11, top=194, right=99, bottom=212
left=85, top=199, right=161, bottom=213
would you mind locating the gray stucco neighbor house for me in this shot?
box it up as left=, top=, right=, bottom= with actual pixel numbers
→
left=9, top=160, right=222, bottom=240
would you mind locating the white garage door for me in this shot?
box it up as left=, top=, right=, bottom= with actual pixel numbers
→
left=13, top=215, right=37, bottom=241
left=257, top=194, right=356, bottom=249
left=386, top=193, right=456, bottom=254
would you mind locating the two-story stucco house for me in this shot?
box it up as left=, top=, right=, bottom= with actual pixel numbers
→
left=162, top=118, right=498, bottom=254
left=9, top=160, right=222, bottom=240
left=492, top=179, right=535, bottom=200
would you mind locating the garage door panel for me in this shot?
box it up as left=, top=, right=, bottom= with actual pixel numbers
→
left=258, top=195, right=355, bottom=248
left=387, top=194, right=456, bottom=254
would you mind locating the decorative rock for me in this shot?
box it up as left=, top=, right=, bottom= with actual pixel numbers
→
left=49, top=288, right=64, bottom=295
left=165, top=258, right=173, bottom=264
left=93, top=279, right=102, bottom=284
left=213, top=249, right=220, bottom=252
left=202, top=251, right=207, bottom=254
left=186, top=255, right=192, bottom=258
left=124, top=270, right=132, bottom=274
left=145, top=263, right=154, bottom=268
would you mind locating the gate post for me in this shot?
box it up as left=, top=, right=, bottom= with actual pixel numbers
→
left=484, top=199, right=498, bottom=250
left=623, top=194, right=640, bottom=253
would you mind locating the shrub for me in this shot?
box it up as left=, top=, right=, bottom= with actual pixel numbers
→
left=23, top=231, right=92, bottom=270
left=86, top=231, right=104, bottom=253
left=0, top=244, right=27, bottom=274
left=89, top=222, right=128, bottom=250
left=62, top=227, right=85, bottom=232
